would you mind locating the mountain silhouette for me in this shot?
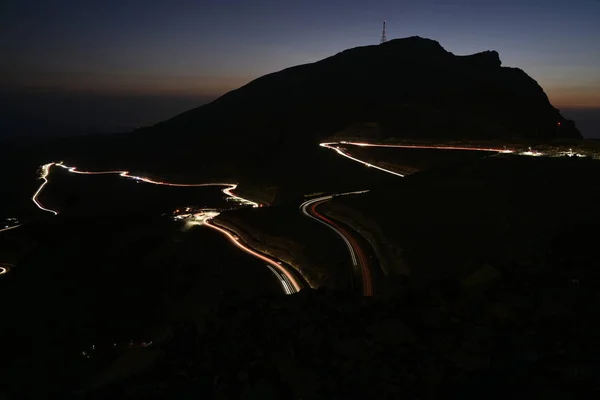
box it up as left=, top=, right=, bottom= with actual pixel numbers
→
left=52, top=37, right=581, bottom=179
left=135, top=36, right=580, bottom=152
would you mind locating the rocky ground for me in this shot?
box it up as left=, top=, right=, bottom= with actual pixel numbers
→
left=79, top=153, right=600, bottom=399
left=83, top=264, right=598, bottom=399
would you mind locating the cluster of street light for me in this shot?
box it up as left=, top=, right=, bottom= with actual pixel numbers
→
left=519, top=147, right=543, bottom=157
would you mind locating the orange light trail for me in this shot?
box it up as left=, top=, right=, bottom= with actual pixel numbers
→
left=340, top=141, right=514, bottom=153
left=32, top=162, right=259, bottom=215
left=0, top=224, right=22, bottom=234
left=320, top=141, right=515, bottom=178
left=204, top=218, right=302, bottom=293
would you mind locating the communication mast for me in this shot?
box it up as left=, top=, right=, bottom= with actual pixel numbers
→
left=380, top=21, right=387, bottom=44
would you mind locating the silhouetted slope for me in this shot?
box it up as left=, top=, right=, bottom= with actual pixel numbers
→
left=138, top=36, right=580, bottom=150
left=31, top=37, right=581, bottom=182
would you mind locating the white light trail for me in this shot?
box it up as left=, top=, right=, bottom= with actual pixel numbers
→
left=32, top=162, right=259, bottom=215
left=32, top=163, right=59, bottom=215
left=300, top=190, right=373, bottom=296
left=203, top=218, right=302, bottom=293
left=280, top=272, right=296, bottom=294
left=319, top=143, right=405, bottom=177
left=301, top=194, right=358, bottom=266
left=300, top=192, right=369, bottom=267
left=0, top=264, right=12, bottom=276
left=222, top=185, right=260, bottom=207
left=265, top=263, right=293, bottom=294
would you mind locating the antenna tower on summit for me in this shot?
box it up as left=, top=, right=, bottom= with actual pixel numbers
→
left=380, top=21, right=387, bottom=44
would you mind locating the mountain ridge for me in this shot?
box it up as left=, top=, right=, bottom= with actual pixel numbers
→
left=138, top=36, right=579, bottom=149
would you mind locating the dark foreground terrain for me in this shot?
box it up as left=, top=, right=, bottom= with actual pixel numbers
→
left=0, top=34, right=597, bottom=398
left=69, top=152, right=600, bottom=399
left=84, top=278, right=596, bottom=399
left=0, top=176, right=279, bottom=396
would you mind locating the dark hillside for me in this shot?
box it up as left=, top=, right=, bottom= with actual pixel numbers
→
left=139, top=36, right=579, bottom=153
left=4, top=37, right=581, bottom=194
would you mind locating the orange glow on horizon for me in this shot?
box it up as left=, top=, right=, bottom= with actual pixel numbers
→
left=547, top=86, right=600, bottom=109
left=5, top=72, right=257, bottom=98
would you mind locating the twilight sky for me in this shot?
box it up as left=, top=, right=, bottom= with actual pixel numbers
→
left=1, top=0, right=599, bottom=131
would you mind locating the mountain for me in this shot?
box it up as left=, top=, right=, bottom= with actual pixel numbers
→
left=136, top=36, right=580, bottom=152
left=42, top=37, right=580, bottom=182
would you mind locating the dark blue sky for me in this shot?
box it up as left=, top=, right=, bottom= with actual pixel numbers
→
left=2, top=0, right=599, bottom=105
left=1, top=0, right=599, bottom=134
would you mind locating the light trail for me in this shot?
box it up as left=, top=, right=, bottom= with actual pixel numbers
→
left=319, top=143, right=405, bottom=177
left=0, top=264, right=12, bottom=276
left=32, top=162, right=259, bottom=215
left=301, top=195, right=354, bottom=263
left=338, top=141, right=515, bottom=153
left=181, top=209, right=303, bottom=294
left=203, top=217, right=302, bottom=294
left=320, top=141, right=517, bottom=178
left=279, top=268, right=297, bottom=294
left=0, top=224, right=22, bottom=234
left=265, top=263, right=294, bottom=295
left=300, top=191, right=373, bottom=296
left=32, top=163, right=59, bottom=215
left=311, top=141, right=513, bottom=292
left=222, top=185, right=260, bottom=207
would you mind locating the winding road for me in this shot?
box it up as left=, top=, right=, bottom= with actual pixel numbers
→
left=307, top=140, right=517, bottom=295
left=2, top=140, right=519, bottom=289
left=319, top=141, right=513, bottom=177
left=25, top=162, right=303, bottom=294
left=300, top=191, right=373, bottom=296
left=204, top=218, right=303, bottom=294
left=333, top=141, right=514, bottom=152
left=31, top=162, right=259, bottom=215
left=302, top=141, right=513, bottom=295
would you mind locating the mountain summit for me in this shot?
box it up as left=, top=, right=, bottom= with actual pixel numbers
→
left=139, top=36, right=579, bottom=151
